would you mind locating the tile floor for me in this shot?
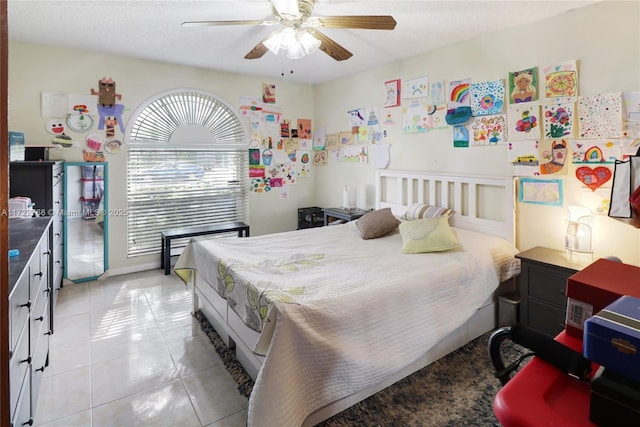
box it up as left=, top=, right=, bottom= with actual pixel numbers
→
left=34, top=269, right=248, bottom=426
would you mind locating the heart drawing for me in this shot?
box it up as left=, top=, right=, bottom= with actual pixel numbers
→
left=575, top=166, right=612, bottom=191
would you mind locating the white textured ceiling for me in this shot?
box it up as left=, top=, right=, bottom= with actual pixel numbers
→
left=8, top=0, right=601, bottom=85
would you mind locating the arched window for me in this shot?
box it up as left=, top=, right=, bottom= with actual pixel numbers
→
left=126, top=89, right=248, bottom=256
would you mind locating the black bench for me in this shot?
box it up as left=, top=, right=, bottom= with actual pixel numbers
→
left=161, top=221, right=250, bottom=275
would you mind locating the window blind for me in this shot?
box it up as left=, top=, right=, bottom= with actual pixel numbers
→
left=126, top=149, right=249, bottom=256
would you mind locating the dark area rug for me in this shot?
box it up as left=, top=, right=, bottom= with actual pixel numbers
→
left=195, top=310, right=528, bottom=426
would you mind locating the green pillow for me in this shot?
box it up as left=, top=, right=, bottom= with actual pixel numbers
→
left=399, top=216, right=459, bottom=253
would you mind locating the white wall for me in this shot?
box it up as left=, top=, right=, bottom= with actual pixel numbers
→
left=313, top=0, right=640, bottom=265
left=8, top=42, right=316, bottom=274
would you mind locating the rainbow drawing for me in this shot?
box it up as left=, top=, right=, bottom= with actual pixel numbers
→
left=450, top=83, right=470, bottom=104
left=584, top=146, right=603, bottom=162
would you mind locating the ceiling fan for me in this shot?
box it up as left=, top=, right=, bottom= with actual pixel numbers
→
left=181, top=0, right=397, bottom=61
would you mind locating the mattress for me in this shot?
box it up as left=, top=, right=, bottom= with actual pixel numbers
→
left=175, top=221, right=520, bottom=426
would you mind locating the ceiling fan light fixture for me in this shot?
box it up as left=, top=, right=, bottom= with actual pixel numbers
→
left=299, top=30, right=321, bottom=55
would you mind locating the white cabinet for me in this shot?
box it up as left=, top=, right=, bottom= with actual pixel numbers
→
left=8, top=217, right=52, bottom=426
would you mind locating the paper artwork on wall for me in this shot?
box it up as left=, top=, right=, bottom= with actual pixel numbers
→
left=538, top=139, right=568, bottom=175
left=577, top=92, right=623, bottom=139
left=284, top=138, right=298, bottom=151
left=313, top=150, right=328, bottom=166
left=384, top=79, right=401, bottom=108
left=509, top=67, right=538, bottom=104
left=41, top=92, right=68, bottom=118
left=470, top=79, right=505, bottom=116
left=470, top=115, right=507, bottom=145
left=348, top=107, right=365, bottom=128
left=446, top=78, right=472, bottom=125
left=325, top=133, right=339, bottom=150
left=239, top=96, right=263, bottom=118
left=623, top=91, right=640, bottom=121
left=262, top=83, right=276, bottom=104
left=249, top=165, right=265, bottom=178
left=402, top=100, right=430, bottom=133
left=430, top=81, right=446, bottom=105
left=298, top=152, right=312, bottom=177
left=575, top=165, right=612, bottom=191
left=404, top=76, right=429, bottom=99
left=542, top=103, right=576, bottom=139
left=508, top=140, right=539, bottom=176
left=518, top=177, right=563, bottom=207
left=430, top=105, right=448, bottom=130
left=262, top=105, right=283, bottom=123
left=339, top=131, right=355, bottom=145
left=45, top=118, right=66, bottom=135
left=570, top=139, right=620, bottom=164
left=340, top=145, right=368, bottom=163
left=453, top=125, right=469, bottom=148
left=313, top=127, right=325, bottom=151
left=369, top=144, right=390, bottom=169
left=540, top=60, right=578, bottom=104
left=297, top=118, right=312, bottom=141
left=507, top=104, right=541, bottom=141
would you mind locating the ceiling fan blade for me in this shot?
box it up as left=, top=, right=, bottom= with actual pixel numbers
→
left=307, top=16, right=397, bottom=30
left=181, top=20, right=276, bottom=27
left=244, top=41, right=270, bottom=60
left=306, top=28, right=352, bottom=61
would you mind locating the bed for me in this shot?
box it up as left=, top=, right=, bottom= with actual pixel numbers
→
left=175, top=169, right=520, bottom=426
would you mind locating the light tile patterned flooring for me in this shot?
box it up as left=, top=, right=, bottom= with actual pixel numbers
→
left=34, top=269, right=248, bottom=426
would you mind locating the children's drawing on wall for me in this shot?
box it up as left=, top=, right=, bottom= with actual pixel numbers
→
left=430, top=81, right=445, bottom=105
left=404, top=76, right=429, bottom=99
left=286, top=150, right=297, bottom=163
left=507, top=104, right=541, bottom=141
left=452, top=125, right=469, bottom=148
left=571, top=139, right=620, bottom=164
left=297, top=118, right=312, bottom=141
left=543, top=103, right=576, bottom=139
left=620, top=128, right=640, bottom=159
left=262, top=83, right=276, bottom=104
left=67, top=93, right=97, bottom=133
left=104, top=139, right=122, bottom=154
left=383, top=112, right=396, bottom=126
left=575, top=165, right=612, bottom=192
left=402, top=100, right=430, bottom=133
left=518, top=178, right=563, bottom=207
left=280, top=163, right=297, bottom=185
left=369, top=143, right=390, bottom=169
left=325, top=133, right=339, bottom=150
left=538, top=139, right=568, bottom=175
left=577, top=92, right=623, bottom=139
left=46, top=118, right=66, bottom=135
left=250, top=178, right=272, bottom=193
left=623, top=91, right=640, bottom=121
left=470, top=79, right=505, bottom=116
left=41, top=92, right=68, bottom=118
left=51, top=132, right=75, bottom=150
left=471, top=115, right=507, bottom=145
left=446, top=78, right=472, bottom=125
left=262, top=105, right=283, bottom=124
left=384, top=79, right=401, bottom=108
left=239, top=96, right=263, bottom=119
left=540, top=60, right=578, bottom=104
left=340, top=145, right=367, bottom=163
left=430, top=105, right=448, bottom=130
left=298, top=152, right=312, bottom=177
left=249, top=148, right=261, bottom=165
left=509, top=68, right=538, bottom=104
left=284, top=137, right=298, bottom=152
left=91, top=77, right=125, bottom=134
left=313, top=127, right=326, bottom=150
left=339, top=131, right=354, bottom=145
left=313, top=150, right=328, bottom=166
left=280, top=119, right=291, bottom=137
left=508, top=140, right=539, bottom=176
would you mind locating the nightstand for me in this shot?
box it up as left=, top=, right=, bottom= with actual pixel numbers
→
left=516, top=246, right=592, bottom=338
left=322, top=207, right=370, bottom=226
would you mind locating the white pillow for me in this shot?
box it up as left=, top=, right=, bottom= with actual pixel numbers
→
left=403, top=203, right=452, bottom=221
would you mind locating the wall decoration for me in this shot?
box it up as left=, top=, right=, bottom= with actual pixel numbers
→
left=339, top=131, right=354, bottom=145
left=446, top=78, right=472, bottom=125
left=313, top=150, right=328, bottom=166
left=262, top=83, right=276, bottom=104
left=82, top=150, right=104, bottom=162
left=542, top=103, right=576, bottom=139
left=250, top=177, right=272, bottom=193
left=104, top=139, right=122, bottom=154
left=383, top=112, right=396, bottom=126
left=262, top=149, right=274, bottom=166
left=430, top=105, right=448, bottom=130
left=430, top=81, right=445, bottom=105
left=239, top=96, right=263, bottom=118
left=383, top=79, right=401, bottom=108
left=46, top=118, right=66, bottom=135
left=470, top=115, right=507, bottom=145
left=509, top=67, right=538, bottom=104
left=369, top=143, right=390, bottom=169
left=575, top=166, right=612, bottom=191
left=86, top=132, right=103, bottom=152
left=508, top=140, right=539, bottom=176
left=41, top=92, right=67, bottom=117
left=250, top=165, right=266, bottom=178
left=97, top=104, right=125, bottom=133
left=623, top=91, right=640, bottom=121
left=313, top=127, right=326, bottom=151
left=68, top=94, right=98, bottom=115
left=538, top=139, right=568, bottom=175
left=280, top=119, right=291, bottom=137
left=51, top=133, right=74, bottom=149
left=249, top=148, right=261, bottom=165
left=340, top=145, right=368, bottom=163
left=262, top=105, right=283, bottom=123
left=470, top=79, right=505, bottom=116
left=541, top=60, right=578, bottom=104
left=404, top=76, right=429, bottom=99
left=284, top=138, right=298, bottom=151
left=348, top=107, right=365, bottom=128
left=297, top=118, right=312, bottom=140
left=402, top=100, right=430, bottom=133
left=577, top=92, right=623, bottom=138
left=570, top=139, right=619, bottom=163
left=518, top=178, right=563, bottom=207
left=67, top=113, right=94, bottom=133
left=453, top=125, right=469, bottom=148
left=91, top=77, right=121, bottom=107
left=507, top=104, right=541, bottom=141
left=325, top=133, right=339, bottom=150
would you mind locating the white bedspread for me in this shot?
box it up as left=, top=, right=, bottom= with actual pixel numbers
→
left=175, top=221, right=520, bottom=426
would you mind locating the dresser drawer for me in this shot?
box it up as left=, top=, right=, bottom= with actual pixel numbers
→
left=31, top=300, right=50, bottom=415
left=528, top=299, right=567, bottom=337
left=526, top=266, right=569, bottom=307
left=9, top=324, right=29, bottom=418
left=9, top=272, right=30, bottom=354
left=30, top=271, right=50, bottom=355
left=11, top=370, right=31, bottom=425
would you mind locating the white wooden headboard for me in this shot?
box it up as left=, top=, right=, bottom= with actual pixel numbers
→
left=375, top=169, right=516, bottom=244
